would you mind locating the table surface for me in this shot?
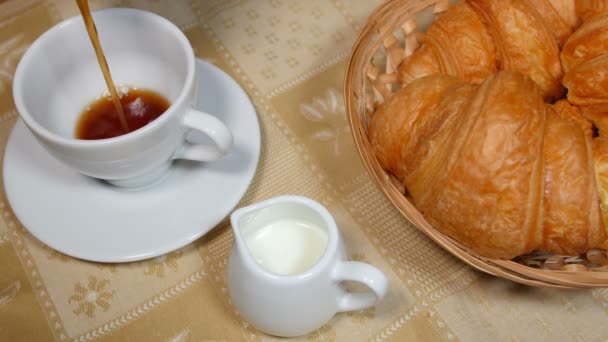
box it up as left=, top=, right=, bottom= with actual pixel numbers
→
left=1, top=1, right=607, bottom=341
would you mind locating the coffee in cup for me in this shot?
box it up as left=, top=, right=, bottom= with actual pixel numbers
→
left=13, top=8, right=234, bottom=188
left=76, top=88, right=169, bottom=140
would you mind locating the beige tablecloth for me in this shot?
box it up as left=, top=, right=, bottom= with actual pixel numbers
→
left=1, top=0, right=608, bottom=341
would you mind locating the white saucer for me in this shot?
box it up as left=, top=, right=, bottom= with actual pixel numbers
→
left=3, top=59, right=260, bottom=263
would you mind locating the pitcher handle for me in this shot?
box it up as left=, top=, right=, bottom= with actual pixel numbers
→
left=332, top=261, right=388, bottom=312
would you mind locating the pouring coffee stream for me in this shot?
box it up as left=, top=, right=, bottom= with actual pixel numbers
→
left=75, top=0, right=129, bottom=134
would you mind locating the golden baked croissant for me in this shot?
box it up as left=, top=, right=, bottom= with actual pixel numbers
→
left=369, top=71, right=606, bottom=259
left=397, top=2, right=496, bottom=86
left=593, top=136, right=608, bottom=235
left=469, top=0, right=564, bottom=100
left=544, top=100, right=603, bottom=254
left=397, top=0, right=565, bottom=100
left=563, top=54, right=608, bottom=112
left=529, top=0, right=576, bottom=45
left=550, top=0, right=580, bottom=29
left=576, top=0, right=608, bottom=21
left=561, top=14, right=608, bottom=72
left=561, top=10, right=608, bottom=134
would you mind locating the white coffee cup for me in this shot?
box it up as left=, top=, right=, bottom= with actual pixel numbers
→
left=12, top=8, right=233, bottom=188
left=228, top=195, right=388, bottom=337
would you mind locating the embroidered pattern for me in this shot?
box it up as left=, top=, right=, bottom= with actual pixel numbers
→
left=307, top=324, right=336, bottom=342
left=0, top=281, right=20, bottom=307
left=45, top=246, right=72, bottom=263
left=0, top=34, right=28, bottom=94
left=299, top=87, right=349, bottom=155
left=347, top=306, right=376, bottom=325
left=144, top=250, right=183, bottom=278
left=68, top=275, right=116, bottom=318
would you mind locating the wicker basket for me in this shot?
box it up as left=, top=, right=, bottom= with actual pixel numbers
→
left=344, top=0, right=608, bottom=288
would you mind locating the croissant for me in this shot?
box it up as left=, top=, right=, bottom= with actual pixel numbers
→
left=397, top=0, right=566, bottom=100
left=528, top=0, right=576, bottom=46
left=369, top=71, right=606, bottom=259
left=561, top=14, right=608, bottom=72
left=397, top=2, right=496, bottom=86
left=551, top=0, right=580, bottom=29
left=593, top=136, right=608, bottom=235
left=563, top=54, right=608, bottom=112
left=576, top=0, right=608, bottom=21
left=561, top=13, right=608, bottom=132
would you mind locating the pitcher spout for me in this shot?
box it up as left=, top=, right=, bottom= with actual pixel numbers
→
left=229, top=204, right=254, bottom=256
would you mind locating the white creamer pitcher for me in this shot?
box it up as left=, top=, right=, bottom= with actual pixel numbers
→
left=227, top=195, right=388, bottom=337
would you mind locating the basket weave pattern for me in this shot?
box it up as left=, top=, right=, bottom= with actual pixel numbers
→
left=344, top=0, right=608, bottom=288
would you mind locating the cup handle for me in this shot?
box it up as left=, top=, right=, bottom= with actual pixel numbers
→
left=173, top=108, right=234, bottom=161
left=332, top=261, right=388, bottom=312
